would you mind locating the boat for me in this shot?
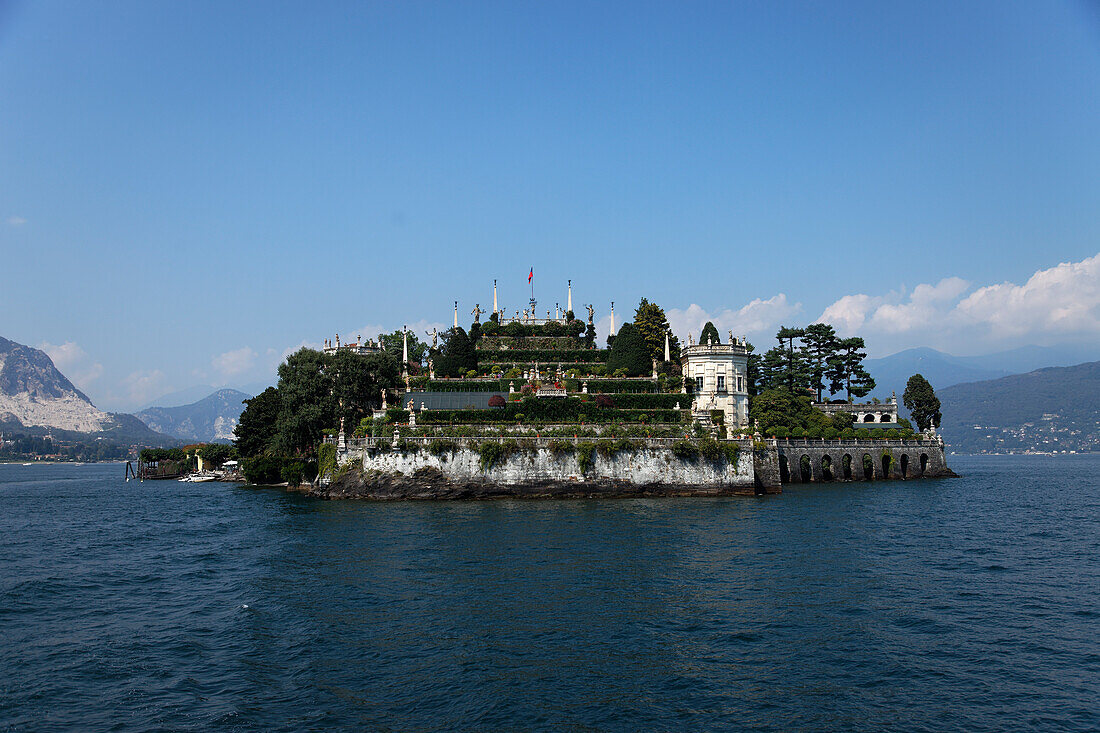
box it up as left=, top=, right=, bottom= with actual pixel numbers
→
left=22, top=462, right=33, bottom=466
left=190, top=474, right=217, bottom=483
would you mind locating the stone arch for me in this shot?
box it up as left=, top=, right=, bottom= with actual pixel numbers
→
left=863, top=414, right=876, bottom=423
left=821, top=454, right=833, bottom=481
left=862, top=454, right=874, bottom=480
left=842, top=454, right=853, bottom=480
left=920, top=453, right=929, bottom=476
left=779, top=455, right=790, bottom=483
left=900, top=454, right=909, bottom=478
left=799, top=455, right=812, bottom=482
left=881, top=453, right=892, bottom=479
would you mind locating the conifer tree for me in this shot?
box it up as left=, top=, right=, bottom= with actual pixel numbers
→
left=903, top=374, right=941, bottom=432
left=802, top=323, right=839, bottom=401
left=633, top=298, right=680, bottom=361
left=435, top=327, right=478, bottom=378
left=606, top=322, right=650, bottom=376
left=825, top=337, right=875, bottom=402
left=699, top=321, right=721, bottom=345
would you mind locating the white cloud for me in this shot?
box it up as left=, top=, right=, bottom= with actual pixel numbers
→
left=38, top=340, right=104, bottom=392
left=816, top=252, right=1100, bottom=352
left=666, top=294, right=802, bottom=343
left=121, top=369, right=168, bottom=407
left=7, top=216, right=26, bottom=226
left=211, top=347, right=257, bottom=379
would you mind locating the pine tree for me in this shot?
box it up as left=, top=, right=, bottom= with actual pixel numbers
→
left=802, top=323, right=839, bottom=401
left=775, top=326, right=809, bottom=394
left=825, top=337, right=875, bottom=401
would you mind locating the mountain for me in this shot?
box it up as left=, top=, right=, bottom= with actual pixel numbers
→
left=0, top=336, right=172, bottom=444
left=136, top=388, right=251, bottom=443
left=864, top=344, right=1100, bottom=399
left=938, top=361, right=1100, bottom=454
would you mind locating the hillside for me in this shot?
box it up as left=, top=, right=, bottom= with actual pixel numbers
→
left=939, top=361, right=1100, bottom=454
left=136, top=388, right=251, bottom=443
left=0, top=335, right=173, bottom=445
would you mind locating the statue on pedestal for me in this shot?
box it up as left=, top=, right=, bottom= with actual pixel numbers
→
left=471, top=304, right=483, bottom=322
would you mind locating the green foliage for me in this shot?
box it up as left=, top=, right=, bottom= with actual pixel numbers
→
left=242, top=455, right=285, bottom=484
left=831, top=411, right=855, bottom=431
left=576, top=441, right=596, bottom=473
left=434, top=327, right=478, bottom=378
left=380, top=329, right=427, bottom=366
left=749, top=388, right=816, bottom=435
left=606, top=323, right=651, bottom=377
left=317, top=442, right=336, bottom=481
left=699, top=321, right=721, bottom=345
left=671, top=439, right=700, bottom=460
left=481, top=349, right=609, bottom=363
left=547, top=439, right=575, bottom=456
left=896, top=417, right=913, bottom=430
left=634, top=298, right=680, bottom=362
left=802, top=323, right=838, bottom=402
left=475, top=439, right=518, bottom=471
left=903, top=373, right=942, bottom=431
left=826, top=336, right=876, bottom=401
left=427, top=438, right=458, bottom=456
left=234, top=387, right=281, bottom=458
left=139, top=447, right=186, bottom=462
left=281, top=460, right=306, bottom=487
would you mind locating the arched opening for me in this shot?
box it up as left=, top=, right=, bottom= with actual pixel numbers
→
left=842, top=454, right=853, bottom=480
left=862, top=454, right=874, bottom=480
left=753, top=471, right=765, bottom=495
left=881, top=453, right=892, bottom=479
left=900, top=454, right=909, bottom=478
left=920, top=453, right=928, bottom=476
left=821, top=455, right=833, bottom=481
left=779, top=455, right=790, bottom=483
left=799, top=455, right=812, bottom=482
left=879, top=414, right=890, bottom=422
left=863, top=414, right=876, bottom=423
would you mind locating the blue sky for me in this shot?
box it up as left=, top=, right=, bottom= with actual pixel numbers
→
left=3, top=1, right=1100, bottom=411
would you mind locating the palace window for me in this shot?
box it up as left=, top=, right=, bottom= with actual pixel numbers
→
left=717, top=375, right=725, bottom=391
left=695, top=376, right=704, bottom=392
left=737, top=376, right=744, bottom=392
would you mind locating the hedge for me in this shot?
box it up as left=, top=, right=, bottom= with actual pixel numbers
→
left=583, top=379, right=661, bottom=394
left=480, top=349, right=608, bottom=363
left=417, top=407, right=685, bottom=425
left=604, top=393, right=685, bottom=409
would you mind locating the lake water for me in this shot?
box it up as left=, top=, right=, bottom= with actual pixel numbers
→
left=1, top=456, right=1098, bottom=731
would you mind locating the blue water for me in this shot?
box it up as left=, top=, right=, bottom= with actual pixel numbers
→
left=1, top=457, right=1098, bottom=731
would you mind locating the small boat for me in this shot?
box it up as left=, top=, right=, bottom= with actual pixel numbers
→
left=22, top=462, right=34, bottom=466
left=189, top=473, right=217, bottom=483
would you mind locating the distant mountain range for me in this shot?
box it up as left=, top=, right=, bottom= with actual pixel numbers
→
left=937, top=361, right=1100, bottom=454
left=0, top=336, right=172, bottom=445
left=136, top=388, right=251, bottom=443
left=865, top=344, right=1100, bottom=398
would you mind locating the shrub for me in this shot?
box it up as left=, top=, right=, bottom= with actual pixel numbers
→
left=317, top=443, right=337, bottom=481
left=475, top=440, right=518, bottom=471
left=280, top=460, right=306, bottom=487
left=671, top=439, right=699, bottom=460
left=870, top=428, right=884, bottom=439
left=488, top=395, right=506, bottom=408
left=596, top=439, right=615, bottom=458
left=427, top=438, right=458, bottom=456
left=822, top=427, right=839, bottom=440
left=548, top=439, right=575, bottom=456
left=856, top=428, right=871, bottom=439
left=773, top=426, right=789, bottom=438
left=242, top=455, right=284, bottom=484
left=841, top=428, right=856, bottom=439
left=576, top=441, right=596, bottom=473
left=595, top=394, right=613, bottom=408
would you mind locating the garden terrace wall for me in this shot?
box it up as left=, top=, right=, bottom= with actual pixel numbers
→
left=335, top=436, right=774, bottom=495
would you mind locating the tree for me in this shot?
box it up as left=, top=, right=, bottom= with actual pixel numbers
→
left=584, top=321, right=597, bottom=348
left=468, top=321, right=481, bottom=345
left=380, top=329, right=427, bottom=366
left=606, top=322, right=650, bottom=377
left=274, top=348, right=335, bottom=455
left=775, top=326, right=809, bottom=394
left=801, top=323, right=838, bottom=402
left=745, top=342, right=761, bottom=396
left=634, top=298, right=680, bottom=362
left=235, top=387, right=281, bottom=457
left=826, top=337, right=876, bottom=402
left=197, top=443, right=236, bottom=468
left=488, top=395, right=506, bottom=408
left=434, top=327, right=478, bottom=378
left=748, top=388, right=816, bottom=435
left=903, top=374, right=941, bottom=432
left=330, top=350, right=401, bottom=429
left=699, top=321, right=721, bottom=345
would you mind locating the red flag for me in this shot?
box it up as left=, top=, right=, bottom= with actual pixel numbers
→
left=528, top=267, right=533, bottom=283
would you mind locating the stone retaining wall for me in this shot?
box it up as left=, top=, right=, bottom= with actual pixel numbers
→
left=776, top=440, right=952, bottom=483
